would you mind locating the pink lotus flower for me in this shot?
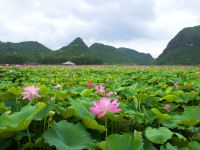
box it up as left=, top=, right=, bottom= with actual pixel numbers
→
left=24, top=64, right=29, bottom=67
left=174, top=83, right=179, bottom=89
left=89, top=97, right=122, bottom=118
left=96, top=85, right=105, bottom=94
left=106, top=91, right=117, bottom=97
left=165, top=104, right=171, bottom=111
left=3, top=64, right=9, bottom=69
left=55, top=84, right=62, bottom=88
left=22, top=85, right=40, bottom=101
left=15, top=64, right=21, bottom=68
left=87, top=82, right=94, bottom=88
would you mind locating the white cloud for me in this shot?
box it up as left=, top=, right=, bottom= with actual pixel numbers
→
left=0, top=0, right=200, bottom=57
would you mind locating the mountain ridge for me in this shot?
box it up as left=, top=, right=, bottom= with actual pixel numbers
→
left=0, top=37, right=154, bottom=65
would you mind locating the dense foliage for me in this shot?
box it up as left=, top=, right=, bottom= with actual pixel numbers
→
left=0, top=65, right=200, bottom=149
left=0, top=38, right=154, bottom=65
left=156, top=25, right=200, bottom=65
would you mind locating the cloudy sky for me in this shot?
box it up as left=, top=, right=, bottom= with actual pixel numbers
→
left=0, top=0, right=200, bottom=58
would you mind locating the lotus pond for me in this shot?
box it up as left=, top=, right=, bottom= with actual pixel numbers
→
left=0, top=65, right=200, bottom=150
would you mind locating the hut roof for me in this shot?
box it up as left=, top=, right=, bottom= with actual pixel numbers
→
left=62, top=61, right=75, bottom=65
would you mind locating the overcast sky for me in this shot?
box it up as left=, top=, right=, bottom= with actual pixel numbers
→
left=0, top=0, right=200, bottom=58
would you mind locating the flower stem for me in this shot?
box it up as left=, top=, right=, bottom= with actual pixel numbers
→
left=44, top=116, right=47, bottom=132
left=105, top=115, right=108, bottom=140
left=105, top=115, right=108, bottom=150
left=27, top=127, right=33, bottom=150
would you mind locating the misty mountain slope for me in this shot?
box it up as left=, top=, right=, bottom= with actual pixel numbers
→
left=155, top=25, right=200, bottom=65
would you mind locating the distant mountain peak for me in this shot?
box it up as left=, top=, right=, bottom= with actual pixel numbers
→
left=118, top=47, right=154, bottom=64
left=0, top=37, right=155, bottom=65
left=91, top=42, right=106, bottom=46
left=71, top=37, right=85, bottom=44
left=74, top=37, right=83, bottom=41
left=90, top=43, right=116, bottom=50
left=89, top=42, right=154, bottom=65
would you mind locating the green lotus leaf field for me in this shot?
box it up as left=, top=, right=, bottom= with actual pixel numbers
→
left=0, top=65, right=200, bottom=149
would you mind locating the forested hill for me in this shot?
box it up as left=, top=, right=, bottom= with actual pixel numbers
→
left=0, top=38, right=154, bottom=65
left=89, top=43, right=154, bottom=65
left=155, top=25, right=200, bottom=65
left=0, top=41, right=52, bottom=63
